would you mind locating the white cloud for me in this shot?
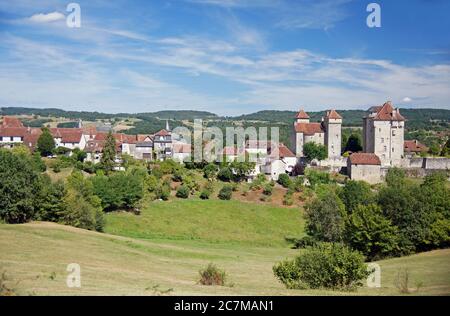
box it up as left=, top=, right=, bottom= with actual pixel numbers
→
left=402, top=97, right=412, bottom=103
left=28, top=12, right=65, bottom=23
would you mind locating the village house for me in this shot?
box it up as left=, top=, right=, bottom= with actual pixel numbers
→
left=347, top=152, right=382, bottom=184
left=404, top=139, right=428, bottom=157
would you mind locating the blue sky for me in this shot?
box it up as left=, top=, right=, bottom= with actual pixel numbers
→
left=0, top=0, right=449, bottom=115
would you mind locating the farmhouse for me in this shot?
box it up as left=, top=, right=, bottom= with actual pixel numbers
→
left=404, top=139, right=428, bottom=157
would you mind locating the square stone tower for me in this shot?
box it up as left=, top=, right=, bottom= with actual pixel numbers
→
left=323, top=109, right=342, bottom=159
left=362, top=101, right=405, bottom=166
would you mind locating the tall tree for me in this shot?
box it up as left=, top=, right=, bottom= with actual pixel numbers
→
left=100, top=131, right=116, bottom=173
left=343, top=133, right=363, bottom=153
left=36, top=127, right=55, bottom=156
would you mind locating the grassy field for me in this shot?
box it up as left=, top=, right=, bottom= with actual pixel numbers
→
left=1, top=221, right=449, bottom=296
left=104, top=200, right=304, bottom=247
left=1, top=198, right=449, bottom=296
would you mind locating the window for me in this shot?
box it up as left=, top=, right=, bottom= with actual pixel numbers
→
left=384, top=146, right=387, bottom=152
left=381, top=138, right=384, bottom=143
left=392, top=130, right=396, bottom=136
left=392, top=147, right=395, bottom=152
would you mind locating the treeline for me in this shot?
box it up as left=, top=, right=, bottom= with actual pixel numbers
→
left=273, top=168, right=450, bottom=291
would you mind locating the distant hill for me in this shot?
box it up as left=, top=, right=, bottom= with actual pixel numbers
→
left=1, top=106, right=449, bottom=131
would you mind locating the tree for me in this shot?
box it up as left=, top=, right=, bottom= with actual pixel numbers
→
left=343, top=133, right=362, bottom=153
left=339, top=180, right=374, bottom=213
left=345, top=204, right=400, bottom=260
left=0, top=150, right=41, bottom=223
left=230, top=161, right=256, bottom=182
left=176, top=185, right=190, bottom=198
left=60, top=171, right=104, bottom=231
left=35, top=175, right=66, bottom=222
left=100, top=131, right=116, bottom=174
left=36, top=127, right=55, bottom=156
left=304, top=192, right=346, bottom=242
left=303, top=142, right=327, bottom=161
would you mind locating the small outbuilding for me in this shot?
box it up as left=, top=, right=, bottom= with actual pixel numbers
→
left=347, top=153, right=382, bottom=184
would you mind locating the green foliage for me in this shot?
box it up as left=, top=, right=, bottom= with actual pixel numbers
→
left=217, top=166, right=233, bottom=182
left=0, top=149, right=41, bottom=223
left=303, top=142, right=327, bottom=161
left=273, top=243, right=370, bottom=290
left=262, top=183, right=273, bottom=196
left=277, top=173, right=292, bottom=188
left=339, top=180, right=374, bottom=213
left=305, top=192, right=346, bottom=242
left=91, top=171, right=144, bottom=210
left=71, top=148, right=87, bottom=162
left=155, top=182, right=171, bottom=201
left=203, top=163, right=218, bottom=180
left=176, top=185, right=190, bottom=199
left=59, top=171, right=104, bottom=232
left=230, top=161, right=256, bottom=182
left=343, top=133, right=363, bottom=153
left=198, top=263, right=227, bottom=286
left=345, top=204, right=400, bottom=260
left=35, top=175, right=66, bottom=222
left=218, top=185, right=233, bottom=200
left=36, top=127, right=55, bottom=156
left=100, top=131, right=116, bottom=174
left=32, top=151, right=46, bottom=172
left=305, top=169, right=331, bottom=188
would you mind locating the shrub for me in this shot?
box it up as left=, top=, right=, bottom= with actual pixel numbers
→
left=277, top=173, right=292, bottom=188
left=203, top=163, right=217, bottom=180
left=283, top=191, right=294, bottom=206
left=218, top=185, right=233, bottom=200
left=199, top=190, right=211, bottom=200
left=198, top=263, right=227, bottom=286
left=292, top=177, right=304, bottom=192
left=176, top=185, right=190, bottom=199
left=155, top=184, right=170, bottom=201
left=217, top=167, right=233, bottom=182
left=262, top=183, right=273, bottom=196
left=305, top=169, right=331, bottom=188
left=273, top=243, right=370, bottom=291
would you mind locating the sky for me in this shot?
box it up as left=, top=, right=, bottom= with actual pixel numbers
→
left=0, top=0, right=449, bottom=115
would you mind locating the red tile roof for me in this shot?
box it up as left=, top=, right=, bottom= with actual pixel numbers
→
left=294, top=122, right=324, bottom=135
left=325, top=109, right=342, bottom=119
left=2, top=116, right=24, bottom=128
left=173, top=143, right=192, bottom=154
left=278, top=144, right=295, bottom=158
left=404, top=140, right=428, bottom=153
left=0, top=127, right=27, bottom=137
left=295, top=109, right=310, bottom=119
left=373, top=101, right=405, bottom=121
left=349, top=153, right=381, bottom=165
left=155, top=129, right=170, bottom=136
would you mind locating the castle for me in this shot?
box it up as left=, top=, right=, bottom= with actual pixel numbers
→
left=292, top=109, right=342, bottom=159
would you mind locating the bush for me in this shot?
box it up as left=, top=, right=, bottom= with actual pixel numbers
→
left=218, top=185, right=233, bottom=200
left=155, top=183, right=171, bottom=201
left=217, top=167, right=233, bottom=182
left=273, top=243, right=370, bottom=290
left=200, top=190, right=211, bottom=200
left=305, top=169, right=331, bottom=188
left=277, top=173, right=292, bottom=188
left=203, top=163, right=217, bottom=180
left=339, top=180, right=374, bottom=213
left=198, top=263, right=227, bottom=286
left=262, top=183, right=273, bottom=196
left=176, top=185, right=190, bottom=199
left=303, top=142, right=327, bottom=162
left=283, top=191, right=294, bottom=206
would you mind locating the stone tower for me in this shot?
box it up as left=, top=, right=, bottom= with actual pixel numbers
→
left=362, top=101, right=405, bottom=166
left=324, top=109, right=342, bottom=159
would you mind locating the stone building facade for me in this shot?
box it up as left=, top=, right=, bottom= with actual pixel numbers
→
left=292, top=109, right=342, bottom=159
left=362, top=101, right=405, bottom=167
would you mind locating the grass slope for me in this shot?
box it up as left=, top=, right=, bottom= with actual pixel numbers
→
left=1, top=222, right=449, bottom=296
left=104, top=200, right=305, bottom=247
